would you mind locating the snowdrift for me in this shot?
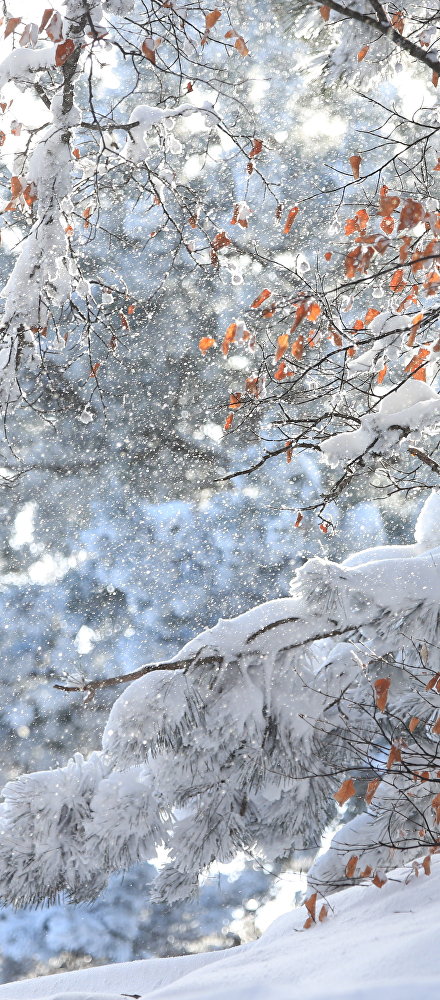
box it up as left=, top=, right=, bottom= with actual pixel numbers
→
left=2, top=858, right=440, bottom=1000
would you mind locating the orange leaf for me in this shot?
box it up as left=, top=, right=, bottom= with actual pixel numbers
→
left=294, top=511, right=303, bottom=528
left=349, top=154, right=362, bottom=180
left=392, top=10, right=404, bottom=32
left=360, top=865, right=372, bottom=878
left=55, top=39, right=75, bottom=66
left=284, top=205, right=299, bottom=234
left=377, top=365, right=387, bottom=385
left=379, top=188, right=400, bottom=216
left=433, top=71, right=439, bottom=88
left=198, top=336, right=215, bottom=355
left=432, top=715, right=440, bottom=736
left=405, top=347, right=429, bottom=382
left=224, top=413, right=233, bottom=431
left=422, top=856, right=431, bottom=876
left=408, top=717, right=419, bottom=733
left=212, top=231, right=231, bottom=251
left=345, top=855, right=358, bottom=878
left=4, top=17, right=21, bottom=38
left=374, top=677, right=391, bottom=712
left=318, top=904, right=328, bottom=922
left=324, top=251, right=332, bottom=261
left=275, top=333, right=289, bottom=361
left=390, top=268, right=406, bottom=293
left=334, top=777, right=356, bottom=806
left=398, top=199, right=424, bottom=232
left=307, top=302, right=321, bottom=322
left=222, top=322, right=237, bottom=355
left=319, top=5, right=330, bottom=20
left=425, top=672, right=440, bottom=691
left=372, top=873, right=387, bottom=888
left=305, top=892, right=317, bottom=921
left=10, top=176, right=22, bottom=199
left=365, top=778, right=380, bottom=805
left=249, top=138, right=263, bottom=158
left=228, top=392, right=242, bottom=410
left=290, top=302, right=307, bottom=333
left=357, top=44, right=369, bottom=61
left=72, top=147, right=80, bottom=160
left=386, top=745, right=401, bottom=769
left=303, top=916, right=313, bottom=929
left=251, top=289, right=271, bottom=309
left=89, top=361, right=101, bottom=378
left=285, top=440, right=293, bottom=463
left=365, top=308, right=380, bottom=325
left=291, top=334, right=304, bottom=359
left=234, top=36, right=249, bottom=56
left=205, top=9, right=221, bottom=30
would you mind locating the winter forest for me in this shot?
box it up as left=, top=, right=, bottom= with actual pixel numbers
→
left=0, top=0, right=437, bottom=997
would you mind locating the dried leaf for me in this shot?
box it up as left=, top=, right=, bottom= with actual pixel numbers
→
left=319, top=5, right=330, bottom=20
left=305, top=892, right=317, bottom=922
left=345, top=855, right=358, bottom=878
left=422, top=855, right=431, bottom=876
left=198, top=336, right=215, bottom=355
left=365, top=778, right=380, bottom=805
left=334, top=777, right=356, bottom=806
left=386, top=744, right=402, bottom=769
left=374, top=677, right=391, bottom=712
left=55, top=39, right=75, bottom=66
left=432, top=792, right=440, bottom=824
left=294, top=511, right=303, bottom=528
left=222, top=322, right=237, bottom=355
left=39, top=9, right=54, bottom=33
left=372, top=873, right=387, bottom=888
left=142, top=38, right=156, bottom=64
left=224, top=413, right=233, bottom=431
left=4, top=17, right=21, bottom=38
left=251, top=289, right=271, bottom=309
left=249, top=138, right=263, bottom=158
left=234, top=36, right=249, bottom=56
left=364, top=308, right=380, bottom=325
left=357, top=44, right=369, bottom=61
left=284, top=206, right=299, bottom=234
left=408, top=717, right=420, bottom=733
left=349, top=154, right=362, bottom=180
left=390, top=269, right=406, bottom=293
left=318, top=904, right=328, bottom=922
left=205, top=9, right=221, bottom=31
left=275, top=333, right=289, bottom=362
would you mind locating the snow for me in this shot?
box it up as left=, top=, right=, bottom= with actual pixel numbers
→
left=2, top=857, right=440, bottom=999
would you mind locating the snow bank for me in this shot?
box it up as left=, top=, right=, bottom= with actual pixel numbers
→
left=2, top=857, right=440, bottom=1000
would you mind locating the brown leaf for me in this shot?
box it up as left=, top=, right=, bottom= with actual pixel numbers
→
left=390, top=268, right=406, bottom=293
left=374, top=677, right=391, bottom=712
left=39, top=9, right=54, bottom=33
left=251, top=289, right=271, bottom=309
left=386, top=744, right=401, bottom=769
left=372, top=873, right=387, bottom=888
left=318, top=904, right=328, bottom=922
left=422, top=855, right=431, bottom=876
left=284, top=205, right=299, bottom=234
left=391, top=10, right=404, bottom=32
left=305, top=892, right=317, bottom=922
left=294, top=511, right=303, bottom=528
left=432, top=792, right=440, bottom=824
left=432, top=715, right=440, bottom=736
left=4, top=17, right=21, bottom=38
left=198, top=336, right=215, bottom=355
left=10, top=176, right=22, bottom=199
left=319, top=5, right=330, bottom=20
left=345, top=855, right=358, bottom=878
left=212, top=231, right=231, bottom=251
left=364, top=308, right=380, bottom=325
left=275, top=333, right=289, bottom=361
left=303, top=916, right=313, bottom=929
left=142, top=39, right=156, bottom=64
left=408, top=717, right=419, bottom=733
left=249, top=138, right=263, bottom=158
left=234, top=36, right=249, bottom=56
left=349, top=154, right=362, bottom=180
left=365, top=778, right=380, bottom=805
left=205, top=9, right=222, bottom=31
left=55, top=39, right=75, bottom=66
left=224, top=413, right=233, bottom=431
left=334, top=777, right=356, bottom=806
left=357, top=44, right=369, bottom=62
left=222, top=322, right=237, bottom=355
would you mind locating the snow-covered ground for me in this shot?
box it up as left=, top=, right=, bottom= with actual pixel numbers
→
left=2, top=858, right=440, bottom=1000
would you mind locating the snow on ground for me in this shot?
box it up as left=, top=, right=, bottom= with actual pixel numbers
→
left=2, top=858, right=440, bottom=1000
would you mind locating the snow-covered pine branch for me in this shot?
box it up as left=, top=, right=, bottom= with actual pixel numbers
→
left=1, top=492, right=440, bottom=907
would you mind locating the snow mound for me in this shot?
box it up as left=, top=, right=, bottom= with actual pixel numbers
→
left=2, top=858, right=440, bottom=1000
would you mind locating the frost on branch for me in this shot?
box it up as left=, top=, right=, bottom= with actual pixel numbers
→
left=1, top=493, right=440, bottom=906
